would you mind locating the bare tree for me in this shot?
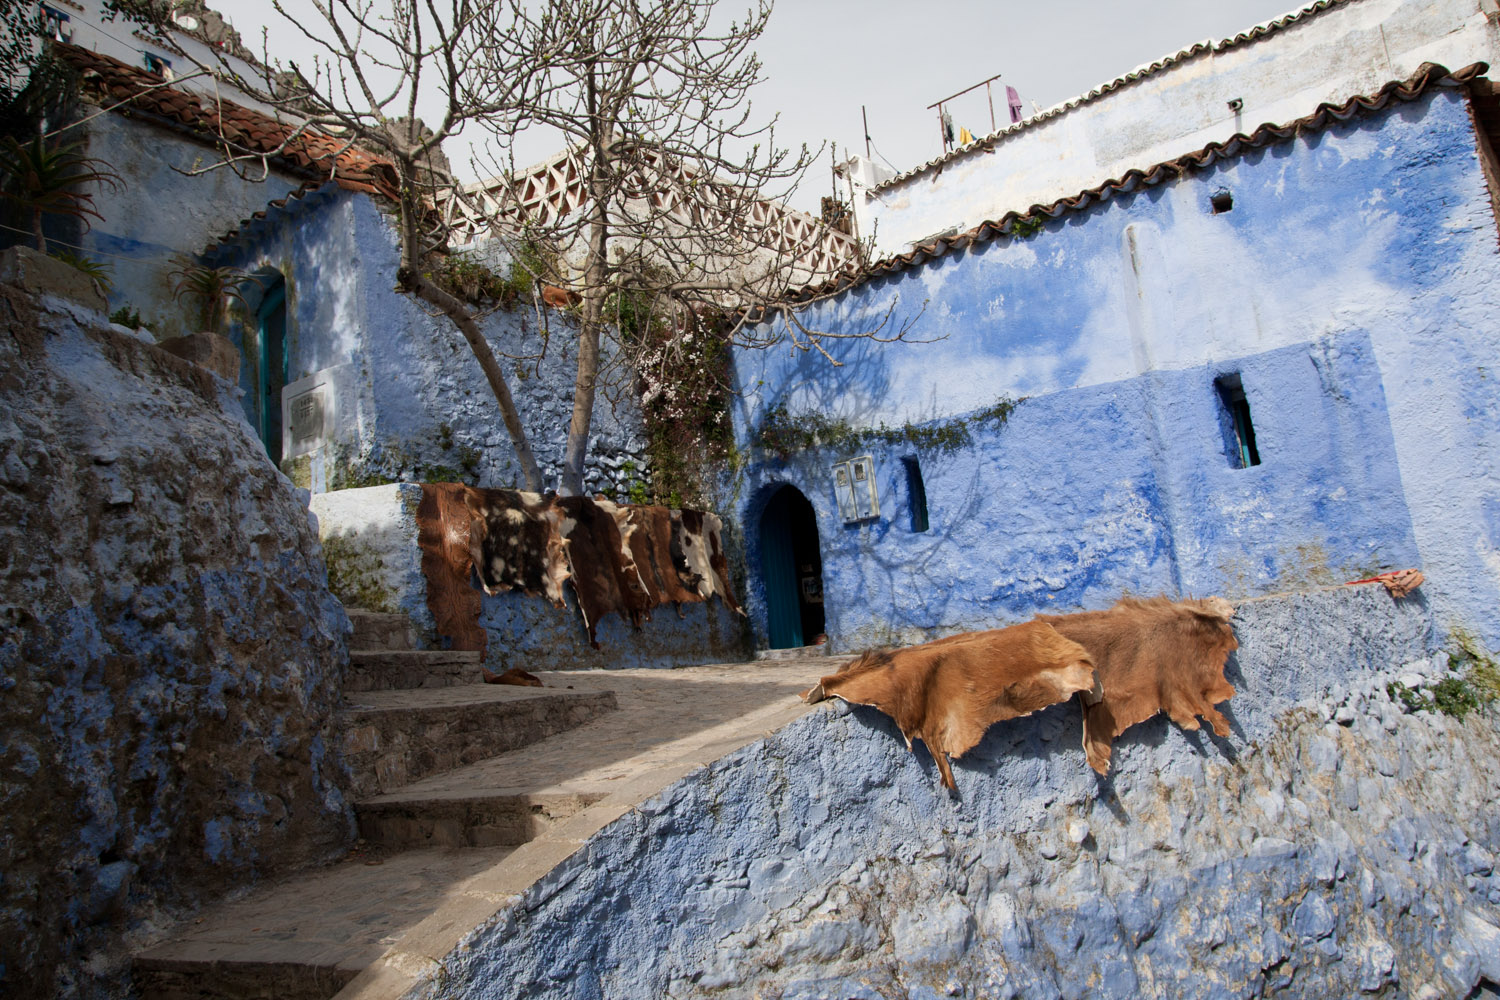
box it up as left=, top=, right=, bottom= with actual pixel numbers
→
left=469, top=0, right=912, bottom=497
left=125, top=0, right=557, bottom=489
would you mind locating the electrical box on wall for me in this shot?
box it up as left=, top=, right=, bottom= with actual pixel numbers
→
left=832, top=455, right=879, bottom=523
left=282, top=371, right=335, bottom=461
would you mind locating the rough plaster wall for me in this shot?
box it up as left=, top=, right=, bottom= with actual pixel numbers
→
left=417, top=585, right=1500, bottom=1000
left=310, top=484, right=748, bottom=670
left=220, top=192, right=653, bottom=497
left=857, top=0, right=1500, bottom=254
left=0, top=284, right=353, bottom=998
left=79, top=111, right=301, bottom=335
left=731, top=91, right=1500, bottom=649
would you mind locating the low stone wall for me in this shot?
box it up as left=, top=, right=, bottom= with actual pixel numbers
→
left=424, top=584, right=1500, bottom=999
left=311, top=484, right=750, bottom=670
left=0, top=260, right=353, bottom=999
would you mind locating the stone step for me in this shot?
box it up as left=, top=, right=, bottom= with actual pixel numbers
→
left=134, top=661, right=836, bottom=1000
left=134, top=845, right=513, bottom=1000
left=357, top=790, right=607, bottom=849
left=340, top=685, right=618, bottom=798
left=344, top=649, right=483, bottom=692
left=345, top=609, right=415, bottom=652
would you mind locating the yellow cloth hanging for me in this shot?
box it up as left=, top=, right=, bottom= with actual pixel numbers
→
left=958, top=126, right=974, bottom=145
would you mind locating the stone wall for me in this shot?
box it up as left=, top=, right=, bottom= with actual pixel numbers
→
left=421, top=584, right=1500, bottom=999
left=0, top=255, right=353, bottom=998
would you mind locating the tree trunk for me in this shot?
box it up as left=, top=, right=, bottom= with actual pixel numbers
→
left=406, top=270, right=544, bottom=492
left=559, top=106, right=613, bottom=497
left=392, top=159, right=542, bottom=493
left=32, top=208, right=44, bottom=254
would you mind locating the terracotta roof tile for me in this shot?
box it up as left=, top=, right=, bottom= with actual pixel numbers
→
left=788, top=62, right=1487, bottom=305
left=56, top=42, right=399, bottom=202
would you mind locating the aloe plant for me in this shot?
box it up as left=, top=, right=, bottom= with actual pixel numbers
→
left=0, top=135, right=122, bottom=253
left=169, top=257, right=247, bottom=332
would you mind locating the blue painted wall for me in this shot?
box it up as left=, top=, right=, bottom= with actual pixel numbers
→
left=731, top=88, right=1500, bottom=650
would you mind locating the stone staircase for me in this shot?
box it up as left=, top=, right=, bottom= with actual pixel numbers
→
left=132, top=608, right=619, bottom=1000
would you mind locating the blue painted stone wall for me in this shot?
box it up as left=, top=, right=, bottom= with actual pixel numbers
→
left=730, top=88, right=1500, bottom=650
left=78, top=111, right=302, bottom=334
left=0, top=273, right=352, bottom=998
left=417, top=585, right=1500, bottom=1000
left=210, top=189, right=653, bottom=497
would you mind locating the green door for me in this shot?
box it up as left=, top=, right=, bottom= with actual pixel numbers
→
left=760, top=493, right=803, bottom=649
left=256, top=281, right=287, bottom=465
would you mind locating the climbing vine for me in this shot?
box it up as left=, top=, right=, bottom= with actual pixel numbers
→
left=754, top=397, right=1021, bottom=462
left=609, top=283, right=735, bottom=508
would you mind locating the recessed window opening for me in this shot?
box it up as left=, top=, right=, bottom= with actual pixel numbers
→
left=142, top=52, right=173, bottom=79
left=1215, top=373, right=1261, bottom=469
left=901, top=457, right=929, bottom=532
left=40, top=5, right=71, bottom=42
left=1211, top=188, right=1234, bottom=214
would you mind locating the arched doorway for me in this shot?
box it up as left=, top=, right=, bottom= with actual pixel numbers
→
left=251, top=273, right=288, bottom=465
left=758, top=486, right=825, bottom=649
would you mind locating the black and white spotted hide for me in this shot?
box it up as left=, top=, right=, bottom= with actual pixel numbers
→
left=463, top=488, right=569, bottom=606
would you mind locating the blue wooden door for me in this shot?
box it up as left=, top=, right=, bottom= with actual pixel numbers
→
left=760, top=492, right=804, bottom=649
left=256, top=281, right=287, bottom=465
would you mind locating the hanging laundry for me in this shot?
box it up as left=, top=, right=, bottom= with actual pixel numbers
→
left=1006, top=85, right=1024, bottom=124
left=958, top=126, right=974, bottom=146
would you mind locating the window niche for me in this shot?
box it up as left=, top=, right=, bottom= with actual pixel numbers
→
left=901, top=457, right=929, bottom=532
left=1214, top=373, right=1261, bottom=469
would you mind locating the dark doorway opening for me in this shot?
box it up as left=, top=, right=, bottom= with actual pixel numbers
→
left=255, top=276, right=288, bottom=465
left=758, top=486, right=825, bottom=649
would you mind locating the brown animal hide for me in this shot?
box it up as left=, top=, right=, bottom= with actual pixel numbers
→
left=416, top=483, right=487, bottom=655
left=635, top=505, right=701, bottom=608
left=1039, top=596, right=1238, bottom=776
left=464, top=488, right=569, bottom=605
left=702, top=511, right=743, bottom=615
left=671, top=509, right=716, bottom=600
left=482, top=665, right=544, bottom=687
left=593, top=498, right=655, bottom=625
left=553, top=495, right=649, bottom=646
left=805, top=622, right=1098, bottom=790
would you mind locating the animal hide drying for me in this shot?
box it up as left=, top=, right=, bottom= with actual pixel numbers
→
left=416, top=483, right=488, bottom=655
left=1038, top=596, right=1238, bottom=776
left=418, top=484, right=739, bottom=650
left=593, top=498, right=656, bottom=625
left=670, top=509, right=714, bottom=599
left=464, top=488, right=569, bottom=604
left=482, top=665, right=544, bottom=687
left=553, top=495, right=653, bottom=646
left=702, top=511, right=742, bottom=615
left=806, top=621, right=1099, bottom=790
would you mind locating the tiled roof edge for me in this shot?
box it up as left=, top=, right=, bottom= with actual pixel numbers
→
left=785, top=61, right=1486, bottom=306
left=871, top=0, right=1357, bottom=194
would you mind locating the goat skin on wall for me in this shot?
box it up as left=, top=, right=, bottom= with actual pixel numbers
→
left=416, top=485, right=742, bottom=652
left=805, top=621, right=1099, bottom=789
left=812, top=597, right=1239, bottom=787
left=1040, top=596, right=1238, bottom=775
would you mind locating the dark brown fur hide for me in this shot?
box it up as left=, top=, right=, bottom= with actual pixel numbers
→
left=416, top=483, right=488, bottom=654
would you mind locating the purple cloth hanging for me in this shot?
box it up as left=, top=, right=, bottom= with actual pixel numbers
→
left=1007, top=85, right=1024, bottom=124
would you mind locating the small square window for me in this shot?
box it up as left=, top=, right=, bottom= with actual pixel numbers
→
left=143, top=52, right=173, bottom=80
left=40, top=4, right=71, bottom=42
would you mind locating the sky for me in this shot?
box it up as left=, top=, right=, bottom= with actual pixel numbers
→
left=219, top=0, right=1309, bottom=214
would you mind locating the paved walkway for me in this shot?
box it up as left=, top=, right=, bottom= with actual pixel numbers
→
left=340, top=655, right=848, bottom=1000
left=138, top=656, right=848, bottom=1000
